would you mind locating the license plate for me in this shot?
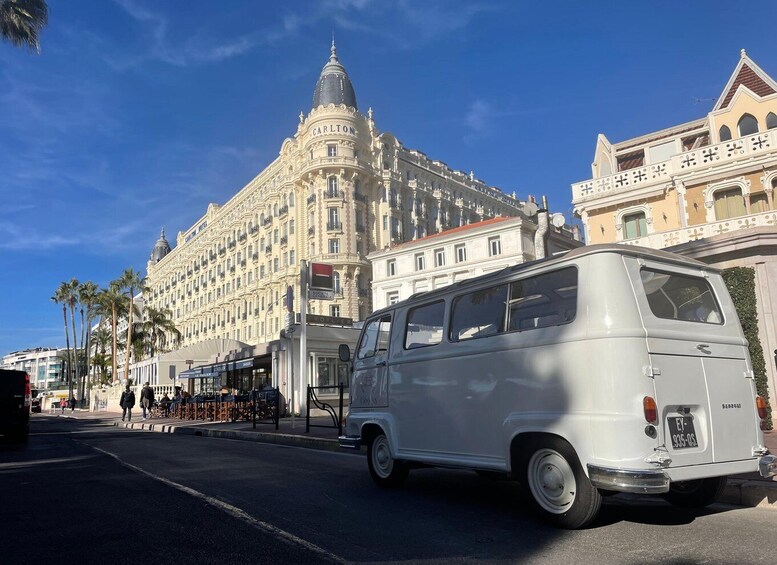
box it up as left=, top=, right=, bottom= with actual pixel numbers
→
left=667, top=415, right=699, bottom=449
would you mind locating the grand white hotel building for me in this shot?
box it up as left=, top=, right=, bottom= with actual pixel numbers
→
left=145, top=42, right=533, bottom=350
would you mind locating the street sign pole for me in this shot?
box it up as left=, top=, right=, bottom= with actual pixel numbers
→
left=298, top=261, right=308, bottom=430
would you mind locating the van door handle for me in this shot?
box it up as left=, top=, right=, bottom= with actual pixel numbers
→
left=696, top=344, right=711, bottom=354
left=375, top=360, right=387, bottom=367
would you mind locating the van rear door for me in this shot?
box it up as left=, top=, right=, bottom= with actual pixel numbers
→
left=629, top=258, right=760, bottom=467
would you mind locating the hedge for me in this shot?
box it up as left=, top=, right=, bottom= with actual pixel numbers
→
left=722, top=267, right=772, bottom=430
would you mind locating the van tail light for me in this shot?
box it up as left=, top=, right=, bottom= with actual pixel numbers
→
left=643, top=396, right=658, bottom=425
left=756, top=396, right=768, bottom=420
left=24, top=373, right=31, bottom=408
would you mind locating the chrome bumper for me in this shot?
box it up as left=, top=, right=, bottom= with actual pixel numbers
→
left=587, top=465, right=670, bottom=494
left=759, top=455, right=777, bottom=478
left=338, top=435, right=362, bottom=450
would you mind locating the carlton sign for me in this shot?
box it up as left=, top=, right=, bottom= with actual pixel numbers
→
left=310, top=123, right=357, bottom=137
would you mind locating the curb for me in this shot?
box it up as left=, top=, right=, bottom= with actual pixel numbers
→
left=113, top=421, right=344, bottom=453
left=721, top=479, right=777, bottom=509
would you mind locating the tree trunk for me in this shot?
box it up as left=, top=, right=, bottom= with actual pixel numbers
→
left=62, top=306, right=71, bottom=390
left=124, top=292, right=134, bottom=384
left=78, top=308, right=86, bottom=402
left=112, top=305, right=118, bottom=385
left=69, top=304, right=79, bottom=400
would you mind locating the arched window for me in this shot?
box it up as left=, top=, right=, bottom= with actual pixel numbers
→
left=273, top=203, right=278, bottom=216
left=282, top=194, right=287, bottom=207
left=738, top=114, right=759, bottom=136
left=622, top=212, right=647, bottom=239
left=767, top=112, right=777, bottom=130
left=714, top=187, right=746, bottom=220
left=289, top=191, right=295, bottom=207
left=719, top=125, right=732, bottom=141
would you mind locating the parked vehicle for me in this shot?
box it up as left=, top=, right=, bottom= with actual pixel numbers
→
left=30, top=389, right=42, bottom=413
left=0, top=369, right=32, bottom=443
left=339, top=244, right=777, bottom=528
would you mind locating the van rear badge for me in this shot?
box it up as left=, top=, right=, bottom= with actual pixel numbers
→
left=722, top=403, right=742, bottom=409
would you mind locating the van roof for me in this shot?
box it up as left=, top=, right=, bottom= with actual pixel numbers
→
left=370, top=243, right=714, bottom=316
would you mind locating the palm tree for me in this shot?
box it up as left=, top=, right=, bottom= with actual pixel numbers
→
left=90, top=326, right=111, bottom=386
left=97, top=282, right=125, bottom=384
left=119, top=268, right=146, bottom=384
left=51, top=283, right=72, bottom=390
left=78, top=281, right=99, bottom=399
left=64, top=278, right=80, bottom=399
left=143, top=306, right=180, bottom=357
left=0, top=0, right=48, bottom=52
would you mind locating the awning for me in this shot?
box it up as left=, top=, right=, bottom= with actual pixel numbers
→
left=178, top=369, right=198, bottom=379
left=233, top=359, right=254, bottom=370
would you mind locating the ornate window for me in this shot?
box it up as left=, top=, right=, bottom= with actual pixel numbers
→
left=622, top=212, right=648, bottom=239
left=750, top=192, right=770, bottom=213
left=719, top=125, right=732, bottom=141
left=713, top=188, right=746, bottom=220
left=738, top=113, right=759, bottom=136
left=615, top=205, right=652, bottom=241
left=767, top=112, right=777, bottom=130
left=327, top=176, right=339, bottom=197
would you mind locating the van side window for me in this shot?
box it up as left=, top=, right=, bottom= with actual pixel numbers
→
left=357, top=315, right=393, bottom=360
left=405, top=300, right=445, bottom=349
left=641, top=269, right=723, bottom=324
left=450, top=284, right=508, bottom=341
left=508, top=267, right=578, bottom=331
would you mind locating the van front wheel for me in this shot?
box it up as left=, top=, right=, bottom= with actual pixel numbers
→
left=367, top=433, right=409, bottom=488
left=519, top=437, right=601, bottom=529
left=662, top=477, right=727, bottom=508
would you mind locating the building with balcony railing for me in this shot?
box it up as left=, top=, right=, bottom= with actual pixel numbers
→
left=370, top=216, right=581, bottom=310
left=571, top=49, right=777, bottom=406
left=1, top=347, right=68, bottom=389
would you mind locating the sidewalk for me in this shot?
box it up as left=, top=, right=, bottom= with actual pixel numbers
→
left=55, top=409, right=777, bottom=510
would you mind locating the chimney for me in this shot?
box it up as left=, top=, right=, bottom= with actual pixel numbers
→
left=534, top=196, right=550, bottom=259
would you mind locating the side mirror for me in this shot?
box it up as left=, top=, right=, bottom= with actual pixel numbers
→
left=338, top=343, right=351, bottom=363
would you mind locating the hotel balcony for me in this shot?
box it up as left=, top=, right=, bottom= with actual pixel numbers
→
left=572, top=129, right=777, bottom=204
left=621, top=208, right=777, bottom=250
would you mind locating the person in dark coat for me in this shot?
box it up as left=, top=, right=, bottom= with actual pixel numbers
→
left=120, top=385, right=136, bottom=422
left=68, top=396, right=76, bottom=412
left=140, top=383, right=155, bottom=420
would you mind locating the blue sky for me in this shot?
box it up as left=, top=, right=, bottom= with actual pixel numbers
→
left=2, top=0, right=776, bottom=355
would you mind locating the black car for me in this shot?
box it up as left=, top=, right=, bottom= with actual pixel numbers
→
left=0, top=370, right=31, bottom=443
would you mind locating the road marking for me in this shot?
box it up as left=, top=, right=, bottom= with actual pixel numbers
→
left=81, top=442, right=347, bottom=564
left=0, top=455, right=97, bottom=470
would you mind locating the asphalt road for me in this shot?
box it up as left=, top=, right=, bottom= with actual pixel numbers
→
left=3, top=415, right=777, bottom=564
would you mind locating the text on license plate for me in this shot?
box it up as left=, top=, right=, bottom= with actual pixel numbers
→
left=667, top=415, right=698, bottom=449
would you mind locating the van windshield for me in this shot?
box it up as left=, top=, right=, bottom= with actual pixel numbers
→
left=640, top=268, right=723, bottom=324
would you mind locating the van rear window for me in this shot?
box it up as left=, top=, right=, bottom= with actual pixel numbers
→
left=640, top=269, right=723, bottom=324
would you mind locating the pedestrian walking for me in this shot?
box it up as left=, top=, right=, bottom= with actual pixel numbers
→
left=69, top=396, right=76, bottom=412
left=140, top=383, right=155, bottom=420
left=59, top=397, right=66, bottom=414
left=120, top=385, right=135, bottom=422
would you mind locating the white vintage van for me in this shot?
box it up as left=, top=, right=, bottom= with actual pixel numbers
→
left=338, top=244, right=776, bottom=528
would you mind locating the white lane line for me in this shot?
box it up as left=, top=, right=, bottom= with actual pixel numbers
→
left=80, top=442, right=347, bottom=564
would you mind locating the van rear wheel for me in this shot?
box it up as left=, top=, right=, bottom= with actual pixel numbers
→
left=518, top=437, right=601, bottom=529
left=367, top=433, right=409, bottom=488
left=662, top=477, right=727, bottom=508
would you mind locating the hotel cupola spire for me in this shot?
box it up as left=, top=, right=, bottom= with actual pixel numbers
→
left=312, top=39, right=357, bottom=111
left=150, top=228, right=171, bottom=264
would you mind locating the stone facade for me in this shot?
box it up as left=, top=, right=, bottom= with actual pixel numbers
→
left=145, top=44, right=527, bottom=352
